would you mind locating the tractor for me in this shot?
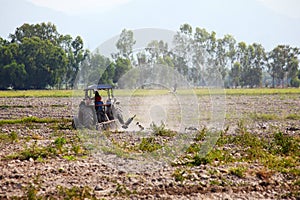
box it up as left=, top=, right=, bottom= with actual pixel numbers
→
left=72, top=84, right=133, bottom=130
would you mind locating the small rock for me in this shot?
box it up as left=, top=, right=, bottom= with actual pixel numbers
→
left=132, top=182, right=139, bottom=186
left=7, top=164, right=14, bottom=168
left=211, top=187, right=217, bottom=192
left=222, top=193, right=233, bottom=200
left=94, top=185, right=103, bottom=191
left=259, top=181, right=269, bottom=187
left=15, top=183, right=22, bottom=189
left=191, top=172, right=199, bottom=180
left=118, top=170, right=126, bottom=175
left=219, top=168, right=228, bottom=174
left=211, top=175, right=217, bottom=179
left=199, top=181, right=206, bottom=186
left=58, top=168, right=64, bottom=173
left=29, top=158, right=34, bottom=162
left=236, top=152, right=241, bottom=157
left=200, top=174, right=210, bottom=179
left=157, top=177, right=163, bottom=182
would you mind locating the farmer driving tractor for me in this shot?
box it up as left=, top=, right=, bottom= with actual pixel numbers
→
left=72, top=84, right=137, bottom=130
left=94, top=91, right=106, bottom=123
left=93, top=90, right=116, bottom=123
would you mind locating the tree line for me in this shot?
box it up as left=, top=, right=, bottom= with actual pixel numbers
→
left=171, top=24, right=300, bottom=88
left=0, top=22, right=299, bottom=89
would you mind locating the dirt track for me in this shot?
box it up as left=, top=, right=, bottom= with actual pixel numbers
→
left=0, top=95, right=299, bottom=199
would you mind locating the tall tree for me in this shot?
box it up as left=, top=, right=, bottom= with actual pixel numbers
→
left=232, top=42, right=266, bottom=87
left=60, top=35, right=87, bottom=88
left=234, top=42, right=247, bottom=87
left=267, top=45, right=299, bottom=87
left=230, top=62, right=241, bottom=87
left=250, top=43, right=266, bottom=87
left=115, top=29, right=136, bottom=59
left=192, top=27, right=209, bottom=85
left=173, top=24, right=193, bottom=78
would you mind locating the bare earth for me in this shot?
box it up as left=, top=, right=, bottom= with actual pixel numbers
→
left=0, top=94, right=299, bottom=199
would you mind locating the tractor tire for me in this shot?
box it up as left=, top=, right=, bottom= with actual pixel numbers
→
left=72, top=117, right=78, bottom=129
left=80, top=106, right=95, bottom=129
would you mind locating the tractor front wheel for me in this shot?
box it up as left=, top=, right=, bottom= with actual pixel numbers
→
left=72, top=117, right=79, bottom=129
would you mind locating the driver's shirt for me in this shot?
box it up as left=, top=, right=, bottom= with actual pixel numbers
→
left=95, top=96, right=103, bottom=111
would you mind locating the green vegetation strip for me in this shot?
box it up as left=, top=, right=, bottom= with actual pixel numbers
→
left=4, top=134, right=85, bottom=161
left=175, top=122, right=300, bottom=176
left=0, top=116, right=70, bottom=126
left=1, top=88, right=300, bottom=97
left=225, top=88, right=300, bottom=95
left=248, top=112, right=300, bottom=121
left=0, top=90, right=74, bottom=97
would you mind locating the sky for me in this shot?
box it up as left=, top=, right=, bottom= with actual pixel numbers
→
left=1, top=0, right=300, bottom=51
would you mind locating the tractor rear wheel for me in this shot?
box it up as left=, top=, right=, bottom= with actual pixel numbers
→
left=80, top=106, right=95, bottom=129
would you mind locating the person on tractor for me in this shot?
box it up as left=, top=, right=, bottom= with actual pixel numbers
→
left=94, top=91, right=106, bottom=123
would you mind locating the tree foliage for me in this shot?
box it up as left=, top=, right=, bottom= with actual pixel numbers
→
left=115, top=29, right=136, bottom=59
left=267, top=45, right=299, bottom=87
left=0, top=22, right=87, bottom=89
